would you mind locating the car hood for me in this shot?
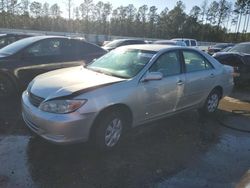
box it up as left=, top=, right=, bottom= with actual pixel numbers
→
left=30, top=66, right=125, bottom=100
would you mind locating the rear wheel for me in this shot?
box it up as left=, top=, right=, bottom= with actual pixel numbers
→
left=94, top=111, right=125, bottom=151
left=0, top=74, right=16, bottom=98
left=200, top=89, right=221, bottom=114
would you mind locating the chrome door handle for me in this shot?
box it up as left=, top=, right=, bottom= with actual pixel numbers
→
left=177, top=80, right=184, bottom=85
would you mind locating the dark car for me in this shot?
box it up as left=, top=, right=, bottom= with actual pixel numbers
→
left=102, top=39, right=146, bottom=51
left=0, top=33, right=34, bottom=49
left=208, top=43, right=234, bottom=55
left=213, top=42, right=250, bottom=85
left=0, top=36, right=107, bottom=97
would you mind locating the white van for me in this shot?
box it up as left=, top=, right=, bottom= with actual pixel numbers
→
left=171, top=38, right=198, bottom=48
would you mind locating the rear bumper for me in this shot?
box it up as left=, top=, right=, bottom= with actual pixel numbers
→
left=22, top=91, right=97, bottom=144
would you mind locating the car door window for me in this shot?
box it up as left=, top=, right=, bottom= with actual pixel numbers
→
left=61, top=39, right=79, bottom=58
left=184, top=40, right=190, bottom=46
left=149, top=51, right=181, bottom=77
left=183, top=50, right=213, bottom=73
left=26, top=39, right=62, bottom=57
left=191, top=40, right=197, bottom=46
left=80, top=41, right=105, bottom=55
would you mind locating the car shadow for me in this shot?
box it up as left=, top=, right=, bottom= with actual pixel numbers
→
left=25, top=110, right=221, bottom=188
left=229, top=87, right=250, bottom=103
left=0, top=96, right=28, bottom=135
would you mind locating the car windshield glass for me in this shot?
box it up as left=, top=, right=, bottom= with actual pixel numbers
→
left=154, top=41, right=176, bottom=45
left=86, top=48, right=155, bottom=78
left=229, top=43, right=250, bottom=54
left=214, top=44, right=227, bottom=48
left=0, top=37, right=37, bottom=55
left=104, top=40, right=122, bottom=48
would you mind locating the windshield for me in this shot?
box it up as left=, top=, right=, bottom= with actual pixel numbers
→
left=104, top=40, right=122, bottom=48
left=214, top=44, right=228, bottom=48
left=87, top=48, right=155, bottom=78
left=0, top=37, right=38, bottom=55
left=228, top=43, right=250, bottom=54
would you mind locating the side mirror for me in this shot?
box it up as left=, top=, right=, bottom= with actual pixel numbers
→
left=141, top=72, right=163, bottom=82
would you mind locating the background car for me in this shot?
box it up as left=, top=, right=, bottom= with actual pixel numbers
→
left=0, top=35, right=107, bottom=97
left=153, top=40, right=186, bottom=46
left=213, top=42, right=250, bottom=86
left=171, top=38, right=198, bottom=48
left=208, top=43, right=234, bottom=55
left=22, top=45, right=234, bottom=150
left=102, top=39, right=146, bottom=51
left=221, top=46, right=233, bottom=52
left=0, top=33, right=34, bottom=49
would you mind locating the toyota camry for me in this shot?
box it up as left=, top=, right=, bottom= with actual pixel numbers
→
left=22, top=45, right=234, bottom=150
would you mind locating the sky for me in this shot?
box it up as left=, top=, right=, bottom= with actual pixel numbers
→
left=34, top=0, right=242, bottom=32
left=35, top=0, right=237, bottom=16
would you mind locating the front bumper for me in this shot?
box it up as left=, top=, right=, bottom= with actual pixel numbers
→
left=22, top=91, right=97, bottom=144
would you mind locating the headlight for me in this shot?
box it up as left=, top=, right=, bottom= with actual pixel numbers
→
left=39, top=99, right=87, bottom=114
left=27, top=80, right=35, bottom=92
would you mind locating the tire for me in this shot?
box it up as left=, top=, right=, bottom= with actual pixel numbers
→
left=94, top=111, right=126, bottom=151
left=199, top=89, right=221, bottom=114
left=0, top=74, right=16, bottom=98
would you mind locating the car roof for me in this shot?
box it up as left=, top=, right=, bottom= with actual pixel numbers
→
left=24, top=35, right=69, bottom=41
left=238, top=42, right=250, bottom=45
left=120, top=44, right=185, bottom=52
left=0, top=33, right=35, bottom=37
left=172, top=38, right=197, bottom=41
left=0, top=35, right=84, bottom=55
left=113, top=39, right=145, bottom=42
left=6, top=35, right=76, bottom=47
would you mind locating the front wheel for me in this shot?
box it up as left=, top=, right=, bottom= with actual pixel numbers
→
left=94, top=111, right=125, bottom=151
left=200, top=89, right=221, bottom=114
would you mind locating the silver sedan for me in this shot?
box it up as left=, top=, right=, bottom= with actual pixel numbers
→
left=22, top=45, right=234, bottom=150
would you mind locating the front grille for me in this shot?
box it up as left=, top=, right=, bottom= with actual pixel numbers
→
left=28, top=92, right=45, bottom=107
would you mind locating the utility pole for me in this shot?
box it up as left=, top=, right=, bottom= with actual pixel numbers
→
left=67, top=0, right=72, bottom=20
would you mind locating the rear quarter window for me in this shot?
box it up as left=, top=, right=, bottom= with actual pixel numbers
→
left=79, top=41, right=106, bottom=55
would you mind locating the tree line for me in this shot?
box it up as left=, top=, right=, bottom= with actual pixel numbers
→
left=0, top=0, right=249, bottom=42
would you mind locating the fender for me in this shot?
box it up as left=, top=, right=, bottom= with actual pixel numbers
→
left=45, top=81, right=124, bottom=102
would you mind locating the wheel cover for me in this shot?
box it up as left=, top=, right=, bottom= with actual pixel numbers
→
left=207, top=93, right=219, bottom=112
left=105, top=118, right=123, bottom=147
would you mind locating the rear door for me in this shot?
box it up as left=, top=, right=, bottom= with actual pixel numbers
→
left=15, top=38, right=65, bottom=86
left=60, top=40, right=106, bottom=68
left=138, top=50, right=185, bottom=121
left=177, top=50, right=216, bottom=109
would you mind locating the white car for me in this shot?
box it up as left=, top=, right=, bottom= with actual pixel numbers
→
left=172, top=38, right=198, bottom=48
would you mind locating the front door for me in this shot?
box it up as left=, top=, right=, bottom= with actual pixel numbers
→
left=137, top=50, right=185, bottom=122
left=15, top=38, right=65, bottom=86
